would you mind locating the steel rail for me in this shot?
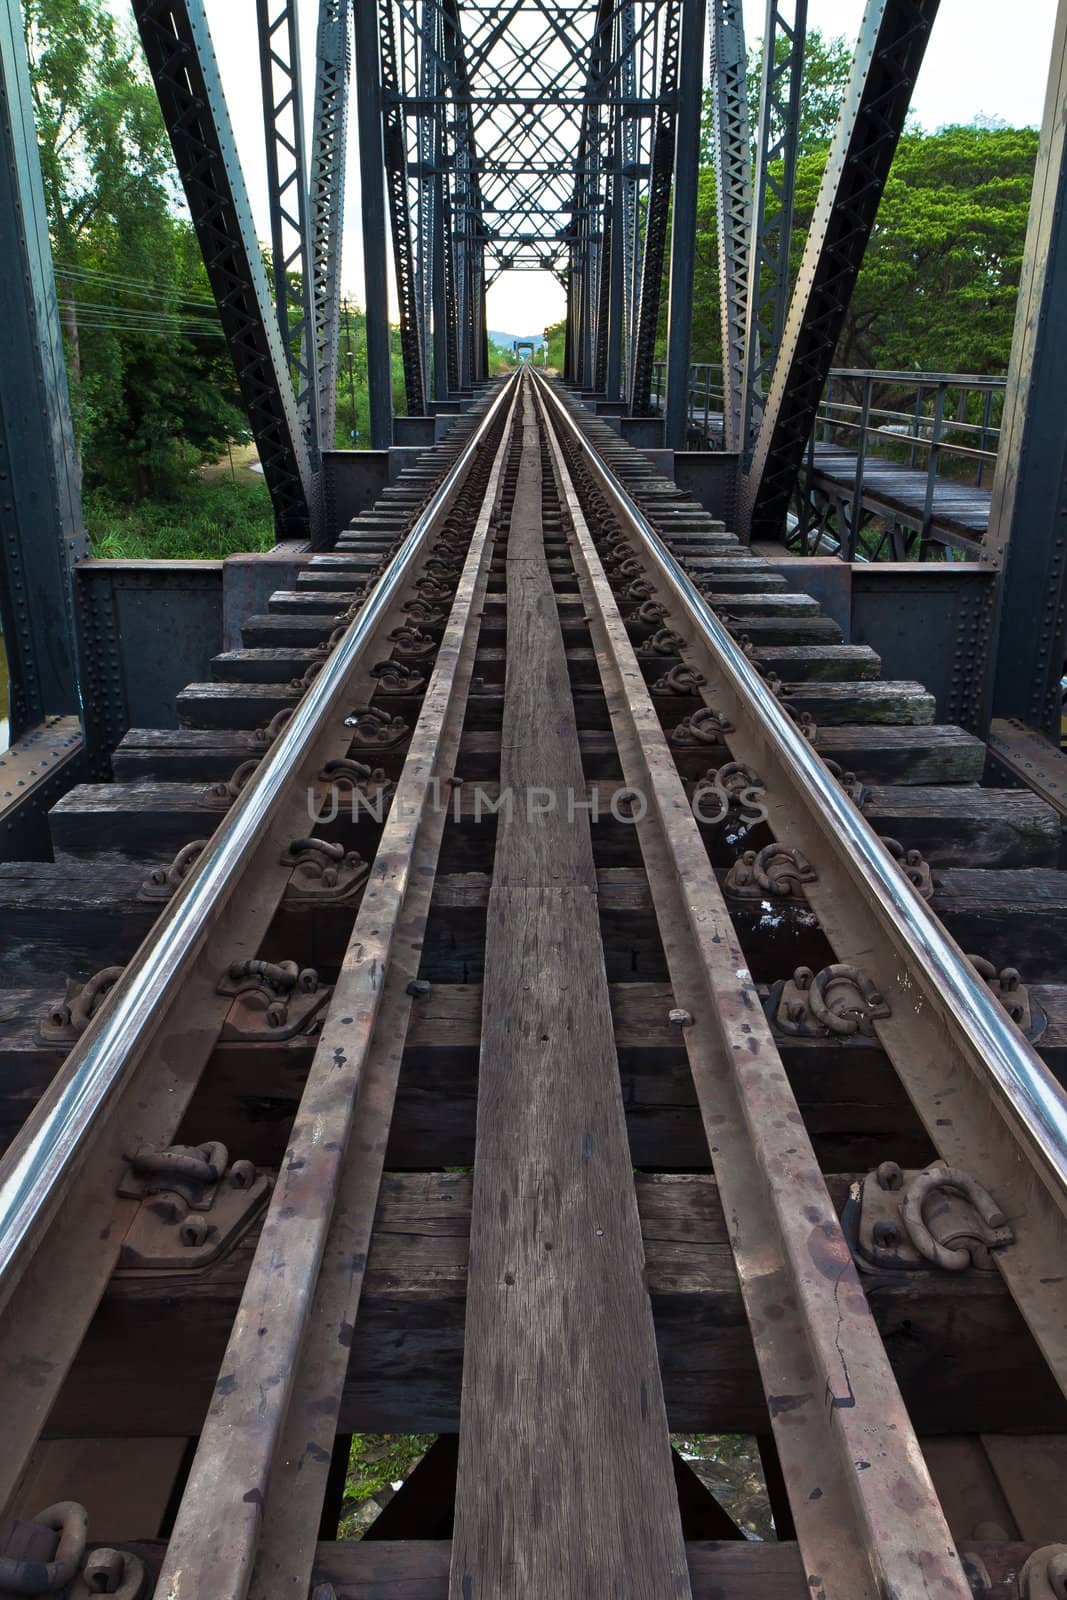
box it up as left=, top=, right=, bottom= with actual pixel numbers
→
left=533, top=370, right=1067, bottom=1217
left=0, top=371, right=519, bottom=1312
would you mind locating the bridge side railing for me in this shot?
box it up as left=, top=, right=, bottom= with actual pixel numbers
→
left=649, top=361, right=1007, bottom=556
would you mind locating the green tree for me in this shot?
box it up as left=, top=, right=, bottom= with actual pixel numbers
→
left=26, top=0, right=249, bottom=498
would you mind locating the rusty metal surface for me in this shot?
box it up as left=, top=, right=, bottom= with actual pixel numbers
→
left=537, top=378, right=970, bottom=1598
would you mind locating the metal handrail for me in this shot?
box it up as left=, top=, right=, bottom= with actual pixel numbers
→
left=0, top=371, right=520, bottom=1308
left=536, top=369, right=1067, bottom=1215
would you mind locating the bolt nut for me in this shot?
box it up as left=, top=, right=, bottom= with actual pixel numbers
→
left=228, top=1159, right=256, bottom=1190
left=406, top=979, right=432, bottom=999
left=876, top=1160, right=904, bottom=1192
left=668, top=1008, right=693, bottom=1028
left=83, top=1548, right=126, bottom=1594
left=180, top=1215, right=211, bottom=1248
left=872, top=1220, right=900, bottom=1248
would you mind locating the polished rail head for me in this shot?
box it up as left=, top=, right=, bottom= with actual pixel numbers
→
left=0, top=372, right=519, bottom=1308
left=533, top=368, right=1067, bottom=1214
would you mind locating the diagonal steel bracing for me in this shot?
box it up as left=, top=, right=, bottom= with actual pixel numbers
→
left=133, top=0, right=314, bottom=538
left=740, top=0, right=942, bottom=539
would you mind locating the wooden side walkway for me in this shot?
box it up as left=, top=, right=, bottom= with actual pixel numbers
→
left=675, top=406, right=993, bottom=547
left=811, top=442, right=993, bottom=545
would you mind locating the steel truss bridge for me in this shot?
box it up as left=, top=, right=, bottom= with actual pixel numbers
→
left=3, top=0, right=1067, bottom=745
left=3, top=0, right=1067, bottom=1596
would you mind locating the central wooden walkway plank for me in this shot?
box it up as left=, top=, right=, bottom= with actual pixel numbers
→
left=449, top=386, right=691, bottom=1598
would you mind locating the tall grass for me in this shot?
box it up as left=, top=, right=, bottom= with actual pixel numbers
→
left=85, top=478, right=276, bottom=560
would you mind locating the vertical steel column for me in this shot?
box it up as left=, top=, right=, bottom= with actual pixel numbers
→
left=308, top=0, right=351, bottom=450
left=417, top=0, right=439, bottom=393
left=352, top=0, right=393, bottom=447
left=0, top=0, right=87, bottom=736
left=740, top=0, right=806, bottom=468
left=134, top=0, right=313, bottom=537
left=258, top=0, right=320, bottom=460
left=708, top=0, right=751, bottom=451
left=606, top=112, right=626, bottom=399
left=618, top=0, right=639, bottom=391
left=378, top=0, right=426, bottom=414
left=986, top=0, right=1067, bottom=734
left=629, top=0, right=682, bottom=414
left=664, top=0, right=707, bottom=448
left=739, top=0, right=941, bottom=541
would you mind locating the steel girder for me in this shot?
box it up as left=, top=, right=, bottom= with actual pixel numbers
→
left=708, top=0, right=751, bottom=451
left=629, top=0, right=683, bottom=414
left=379, top=0, right=427, bottom=413
left=308, top=0, right=351, bottom=448
left=740, top=0, right=806, bottom=468
left=986, top=0, right=1067, bottom=735
left=258, top=0, right=321, bottom=460
left=0, top=0, right=87, bottom=736
left=740, top=0, right=941, bottom=540
left=352, top=0, right=394, bottom=446
left=134, top=0, right=314, bottom=538
left=662, top=0, right=706, bottom=447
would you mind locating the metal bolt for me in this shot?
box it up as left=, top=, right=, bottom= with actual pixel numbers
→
left=83, top=1548, right=125, bottom=1593
left=228, top=1159, right=256, bottom=1190
left=876, top=1160, right=904, bottom=1191
left=873, top=1220, right=900, bottom=1248
left=180, top=1215, right=211, bottom=1248
left=668, top=1008, right=693, bottom=1028
left=406, top=979, right=431, bottom=999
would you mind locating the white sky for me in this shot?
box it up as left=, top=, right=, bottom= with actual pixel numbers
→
left=139, top=0, right=1059, bottom=335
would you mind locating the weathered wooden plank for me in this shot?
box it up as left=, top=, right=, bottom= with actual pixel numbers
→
left=815, top=724, right=985, bottom=783
left=47, top=1172, right=1067, bottom=1441
left=776, top=679, right=935, bottom=725
left=450, top=400, right=689, bottom=1597
left=176, top=682, right=299, bottom=729
left=111, top=723, right=988, bottom=788
left=863, top=786, right=1060, bottom=868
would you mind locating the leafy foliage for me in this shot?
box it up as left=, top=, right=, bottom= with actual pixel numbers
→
left=27, top=0, right=250, bottom=500
left=689, top=30, right=1038, bottom=378
left=340, top=1434, right=434, bottom=1537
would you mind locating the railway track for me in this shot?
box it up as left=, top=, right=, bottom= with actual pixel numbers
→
left=1, top=367, right=1067, bottom=1596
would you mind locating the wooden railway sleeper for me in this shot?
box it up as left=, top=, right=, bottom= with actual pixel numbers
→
left=849, top=1160, right=1014, bottom=1272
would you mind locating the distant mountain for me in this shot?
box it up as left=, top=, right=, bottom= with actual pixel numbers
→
left=488, top=329, right=546, bottom=349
